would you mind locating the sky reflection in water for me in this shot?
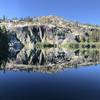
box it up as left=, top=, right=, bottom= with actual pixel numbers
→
left=0, top=65, right=100, bottom=100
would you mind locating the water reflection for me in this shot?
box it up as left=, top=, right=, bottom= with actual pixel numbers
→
left=0, top=48, right=9, bottom=68
left=1, top=41, right=100, bottom=73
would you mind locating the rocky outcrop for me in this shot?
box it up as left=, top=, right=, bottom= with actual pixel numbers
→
left=1, top=16, right=100, bottom=73
left=7, top=24, right=75, bottom=47
left=2, top=16, right=99, bottom=48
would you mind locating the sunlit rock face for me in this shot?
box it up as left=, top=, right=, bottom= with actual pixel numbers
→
left=1, top=15, right=100, bottom=46
left=5, top=16, right=78, bottom=47
left=8, top=24, right=75, bottom=47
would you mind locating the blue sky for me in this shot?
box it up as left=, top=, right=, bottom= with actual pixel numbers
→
left=0, top=0, right=100, bottom=25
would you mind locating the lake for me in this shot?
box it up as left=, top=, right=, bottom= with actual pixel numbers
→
left=0, top=44, right=100, bottom=100
left=0, top=65, right=100, bottom=100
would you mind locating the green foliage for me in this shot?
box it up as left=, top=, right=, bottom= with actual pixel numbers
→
left=36, top=42, right=55, bottom=49
left=0, top=26, right=8, bottom=48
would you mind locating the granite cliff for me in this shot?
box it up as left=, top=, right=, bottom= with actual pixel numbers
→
left=1, top=15, right=100, bottom=47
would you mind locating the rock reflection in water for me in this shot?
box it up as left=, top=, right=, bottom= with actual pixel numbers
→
left=1, top=44, right=100, bottom=73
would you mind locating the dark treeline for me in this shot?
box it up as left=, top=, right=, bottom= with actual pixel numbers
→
left=74, top=28, right=100, bottom=44
left=82, top=29, right=100, bottom=42
left=0, top=26, right=9, bottom=49
left=0, top=26, right=9, bottom=67
left=0, top=16, right=36, bottom=22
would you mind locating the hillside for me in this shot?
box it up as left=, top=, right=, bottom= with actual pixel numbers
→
left=0, top=15, right=100, bottom=47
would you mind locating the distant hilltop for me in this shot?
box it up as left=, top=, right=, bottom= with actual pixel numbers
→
left=0, top=15, right=99, bottom=28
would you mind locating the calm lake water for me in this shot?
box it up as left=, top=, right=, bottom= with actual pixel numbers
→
left=0, top=40, right=100, bottom=100
left=0, top=65, right=100, bottom=100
